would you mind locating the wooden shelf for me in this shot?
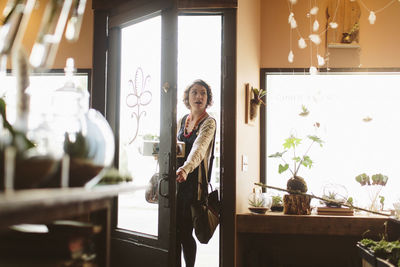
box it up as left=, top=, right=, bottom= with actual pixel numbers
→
left=0, top=183, right=140, bottom=267
left=328, top=43, right=361, bottom=49
left=0, top=184, right=139, bottom=230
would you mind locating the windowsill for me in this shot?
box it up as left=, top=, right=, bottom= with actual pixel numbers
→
left=236, top=212, right=389, bottom=236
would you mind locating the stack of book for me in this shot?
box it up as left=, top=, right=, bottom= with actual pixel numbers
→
left=0, top=220, right=101, bottom=266
left=317, top=206, right=354, bottom=216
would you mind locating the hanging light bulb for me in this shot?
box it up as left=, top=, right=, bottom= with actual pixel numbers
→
left=309, top=66, right=318, bottom=75
left=65, top=0, right=87, bottom=42
left=288, top=12, right=297, bottom=29
left=317, top=54, right=325, bottom=66
left=313, top=20, right=319, bottom=32
left=289, top=0, right=297, bottom=4
left=310, top=6, right=319, bottom=15
left=329, top=22, right=338, bottom=29
left=298, top=37, right=307, bottom=49
left=368, top=11, right=376, bottom=24
left=29, top=0, right=73, bottom=69
left=288, top=50, right=294, bottom=63
left=309, top=34, right=321, bottom=45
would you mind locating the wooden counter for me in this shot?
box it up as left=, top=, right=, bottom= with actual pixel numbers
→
left=237, top=212, right=388, bottom=237
left=0, top=183, right=139, bottom=267
left=236, top=212, right=399, bottom=267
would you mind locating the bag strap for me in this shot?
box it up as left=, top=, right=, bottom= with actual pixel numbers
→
left=199, top=118, right=216, bottom=200
left=207, top=120, right=216, bottom=184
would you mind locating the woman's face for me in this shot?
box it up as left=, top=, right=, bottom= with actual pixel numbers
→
left=188, top=84, right=208, bottom=112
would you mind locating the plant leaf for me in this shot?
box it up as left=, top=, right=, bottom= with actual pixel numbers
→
left=308, top=135, right=323, bottom=146
left=301, top=155, right=313, bottom=168
left=283, top=135, right=302, bottom=149
left=278, top=164, right=289, bottom=174
left=268, top=151, right=287, bottom=158
left=293, top=156, right=301, bottom=162
left=355, top=173, right=370, bottom=186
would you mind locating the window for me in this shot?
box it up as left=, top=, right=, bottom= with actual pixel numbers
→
left=2, top=69, right=90, bottom=128
left=263, top=70, right=400, bottom=211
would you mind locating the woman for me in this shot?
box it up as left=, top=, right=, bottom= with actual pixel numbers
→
left=176, top=79, right=216, bottom=267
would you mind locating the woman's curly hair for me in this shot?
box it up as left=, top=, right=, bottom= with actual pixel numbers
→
left=182, top=79, right=213, bottom=109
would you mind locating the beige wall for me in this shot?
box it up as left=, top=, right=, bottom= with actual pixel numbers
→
left=236, top=0, right=261, bottom=214
left=236, top=0, right=400, bottom=214
left=261, top=0, right=400, bottom=68
left=1, top=0, right=93, bottom=69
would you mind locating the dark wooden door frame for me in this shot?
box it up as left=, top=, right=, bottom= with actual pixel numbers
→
left=220, top=9, right=236, bottom=267
left=92, top=4, right=237, bottom=267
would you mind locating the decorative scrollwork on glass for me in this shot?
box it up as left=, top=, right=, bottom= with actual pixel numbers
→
left=125, top=67, right=152, bottom=144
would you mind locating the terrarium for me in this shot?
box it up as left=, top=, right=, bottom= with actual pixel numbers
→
left=50, top=58, right=114, bottom=187
left=248, top=187, right=272, bottom=214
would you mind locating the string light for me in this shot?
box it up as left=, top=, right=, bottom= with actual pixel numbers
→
left=286, top=0, right=340, bottom=74
left=286, top=0, right=399, bottom=73
left=358, top=0, right=397, bottom=24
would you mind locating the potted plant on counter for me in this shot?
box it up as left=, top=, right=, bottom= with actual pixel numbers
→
left=271, top=195, right=284, bottom=212
left=355, top=173, right=388, bottom=212
left=269, top=133, right=323, bottom=214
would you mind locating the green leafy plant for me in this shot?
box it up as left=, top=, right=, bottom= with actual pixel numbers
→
left=251, top=88, right=266, bottom=106
left=63, top=131, right=91, bottom=159
left=248, top=197, right=265, bottom=207
left=346, top=197, right=354, bottom=206
left=355, top=173, right=388, bottom=211
left=360, top=238, right=400, bottom=266
left=355, top=173, right=370, bottom=186
left=356, top=173, right=388, bottom=187
left=271, top=195, right=283, bottom=207
left=269, top=134, right=323, bottom=193
left=321, top=191, right=342, bottom=207
left=99, top=167, right=133, bottom=184
left=379, top=196, right=385, bottom=210
left=0, top=97, right=35, bottom=152
left=299, top=105, right=309, bottom=117
left=372, top=174, right=389, bottom=186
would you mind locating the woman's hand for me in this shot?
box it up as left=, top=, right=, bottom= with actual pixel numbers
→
left=176, top=168, right=188, bottom=183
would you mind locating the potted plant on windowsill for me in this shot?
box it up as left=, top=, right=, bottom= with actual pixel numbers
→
left=269, top=133, right=323, bottom=215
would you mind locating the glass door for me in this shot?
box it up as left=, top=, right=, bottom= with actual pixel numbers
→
left=106, top=2, right=178, bottom=266
left=118, top=15, right=161, bottom=237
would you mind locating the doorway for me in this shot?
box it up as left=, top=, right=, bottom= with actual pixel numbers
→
left=92, top=2, right=237, bottom=266
left=177, top=14, right=221, bottom=267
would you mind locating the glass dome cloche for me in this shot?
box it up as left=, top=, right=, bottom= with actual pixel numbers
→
left=50, top=58, right=115, bottom=187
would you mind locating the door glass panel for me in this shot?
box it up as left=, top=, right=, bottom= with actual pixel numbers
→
left=117, top=16, right=161, bottom=236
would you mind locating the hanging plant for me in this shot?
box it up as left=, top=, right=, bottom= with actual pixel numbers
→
left=249, top=87, right=266, bottom=120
